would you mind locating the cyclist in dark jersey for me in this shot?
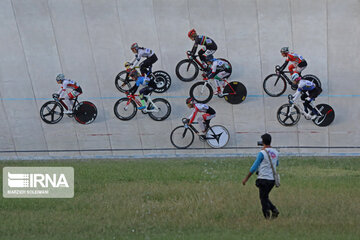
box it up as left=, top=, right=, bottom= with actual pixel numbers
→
left=188, top=29, right=217, bottom=67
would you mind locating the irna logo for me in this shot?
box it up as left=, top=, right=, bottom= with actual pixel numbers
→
left=8, top=172, right=69, bottom=188
left=3, top=167, right=74, bottom=198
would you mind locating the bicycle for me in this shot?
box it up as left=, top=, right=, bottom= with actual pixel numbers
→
left=175, top=50, right=232, bottom=82
left=115, top=62, right=171, bottom=93
left=263, top=65, right=321, bottom=97
left=189, top=77, right=247, bottom=104
left=113, top=92, right=171, bottom=121
left=40, top=94, right=97, bottom=124
left=277, top=94, right=335, bottom=127
left=170, top=118, right=230, bottom=149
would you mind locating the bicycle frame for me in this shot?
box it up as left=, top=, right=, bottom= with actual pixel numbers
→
left=183, top=121, right=218, bottom=140
left=289, top=100, right=322, bottom=118
left=200, top=78, right=237, bottom=96
left=186, top=51, right=206, bottom=70
left=274, top=66, right=292, bottom=85
left=55, top=96, right=79, bottom=111
left=125, top=94, right=159, bottom=113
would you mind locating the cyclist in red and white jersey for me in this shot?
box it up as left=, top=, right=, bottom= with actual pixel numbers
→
left=186, top=97, right=216, bottom=137
left=56, top=74, right=82, bottom=114
left=280, top=47, right=307, bottom=78
left=130, top=43, right=158, bottom=76
left=203, top=55, right=231, bottom=95
left=188, top=29, right=217, bottom=67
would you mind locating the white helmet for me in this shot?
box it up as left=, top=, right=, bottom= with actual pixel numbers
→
left=291, top=73, right=300, bottom=82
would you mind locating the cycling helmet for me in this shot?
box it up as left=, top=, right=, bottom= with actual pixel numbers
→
left=186, top=97, right=195, bottom=105
left=188, top=29, right=197, bottom=38
left=131, top=43, right=139, bottom=51
left=291, top=73, right=300, bottom=82
left=56, top=73, right=65, bottom=82
left=280, top=47, right=289, bottom=54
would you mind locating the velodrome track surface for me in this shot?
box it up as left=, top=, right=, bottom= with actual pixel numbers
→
left=0, top=0, right=359, bottom=159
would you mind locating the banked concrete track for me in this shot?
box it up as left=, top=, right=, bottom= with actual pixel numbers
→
left=0, top=0, right=359, bottom=159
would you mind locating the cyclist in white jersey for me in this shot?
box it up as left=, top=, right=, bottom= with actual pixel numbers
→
left=130, top=43, right=158, bottom=76
left=186, top=97, right=216, bottom=137
left=204, top=55, right=231, bottom=95
left=290, top=73, right=322, bottom=120
left=55, top=74, right=82, bottom=114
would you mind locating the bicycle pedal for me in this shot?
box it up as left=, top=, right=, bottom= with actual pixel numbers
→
left=199, top=135, right=206, bottom=142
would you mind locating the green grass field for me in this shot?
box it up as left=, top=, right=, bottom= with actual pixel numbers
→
left=1, top=157, right=360, bottom=240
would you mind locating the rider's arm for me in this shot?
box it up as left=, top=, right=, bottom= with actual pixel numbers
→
left=131, top=53, right=142, bottom=67
left=279, top=60, right=288, bottom=71
left=188, top=107, right=199, bottom=125
left=292, top=89, right=301, bottom=101
left=207, top=64, right=217, bottom=79
left=58, top=82, right=68, bottom=98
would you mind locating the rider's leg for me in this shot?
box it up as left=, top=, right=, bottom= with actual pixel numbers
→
left=64, top=91, right=80, bottom=113
left=138, top=88, right=147, bottom=110
left=200, top=113, right=216, bottom=132
left=288, top=64, right=295, bottom=75
left=198, top=47, right=206, bottom=63
left=214, top=76, right=223, bottom=95
left=295, top=61, right=307, bottom=76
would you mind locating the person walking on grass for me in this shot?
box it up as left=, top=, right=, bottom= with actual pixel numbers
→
left=242, top=133, right=280, bottom=219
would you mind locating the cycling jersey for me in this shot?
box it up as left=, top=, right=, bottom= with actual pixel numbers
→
left=135, top=76, right=151, bottom=87
left=57, top=79, right=81, bottom=96
left=188, top=103, right=216, bottom=124
left=132, top=48, right=154, bottom=67
left=292, top=79, right=316, bottom=101
left=286, top=52, right=305, bottom=63
left=194, top=35, right=217, bottom=50
left=207, top=59, right=230, bottom=79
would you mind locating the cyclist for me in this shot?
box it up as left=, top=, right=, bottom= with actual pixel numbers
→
left=279, top=47, right=307, bottom=78
left=129, top=43, right=158, bottom=76
left=186, top=97, right=216, bottom=138
left=289, top=73, right=322, bottom=120
left=56, top=74, right=82, bottom=114
left=188, top=29, right=217, bottom=68
left=203, top=55, right=231, bottom=95
left=128, top=70, right=156, bottom=110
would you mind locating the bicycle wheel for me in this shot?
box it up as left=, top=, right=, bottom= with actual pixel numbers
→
left=115, top=70, right=136, bottom=92
left=74, top=101, right=97, bottom=124
left=170, top=126, right=195, bottom=149
left=114, top=98, right=137, bottom=120
left=148, top=98, right=171, bottom=121
left=263, top=74, right=287, bottom=97
left=206, top=125, right=230, bottom=148
left=313, top=104, right=335, bottom=127
left=153, top=71, right=171, bottom=93
left=223, top=81, right=247, bottom=104
left=303, top=74, right=321, bottom=88
left=189, top=81, right=213, bottom=103
left=175, top=59, right=199, bottom=82
left=40, top=101, right=64, bottom=124
left=277, top=104, right=301, bottom=126
left=218, top=58, right=232, bottom=78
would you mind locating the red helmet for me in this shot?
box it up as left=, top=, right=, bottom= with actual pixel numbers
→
left=131, top=43, right=139, bottom=51
left=188, top=29, right=197, bottom=38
